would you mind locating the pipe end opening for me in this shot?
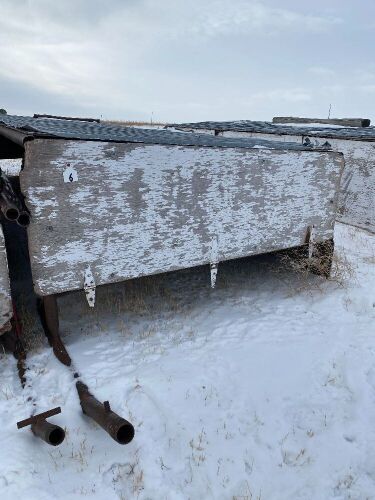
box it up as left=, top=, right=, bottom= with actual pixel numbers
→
left=116, top=424, right=135, bottom=445
left=48, top=427, right=65, bottom=446
left=17, top=213, right=30, bottom=227
left=5, top=208, right=18, bottom=221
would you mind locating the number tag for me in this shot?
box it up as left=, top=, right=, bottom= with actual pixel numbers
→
left=63, top=166, right=78, bottom=183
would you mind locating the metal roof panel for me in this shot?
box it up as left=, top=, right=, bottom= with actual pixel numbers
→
left=168, top=120, right=375, bottom=141
left=0, top=115, right=324, bottom=152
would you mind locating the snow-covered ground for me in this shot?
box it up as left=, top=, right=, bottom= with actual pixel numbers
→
left=0, top=158, right=22, bottom=176
left=1, top=223, right=375, bottom=500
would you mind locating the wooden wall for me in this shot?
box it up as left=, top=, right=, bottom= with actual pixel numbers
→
left=208, top=129, right=375, bottom=233
left=21, top=139, right=343, bottom=296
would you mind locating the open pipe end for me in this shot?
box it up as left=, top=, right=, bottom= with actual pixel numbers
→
left=116, top=422, right=135, bottom=445
left=5, top=207, right=19, bottom=221
left=17, top=212, right=31, bottom=227
left=48, top=426, right=65, bottom=446
left=31, top=419, right=66, bottom=446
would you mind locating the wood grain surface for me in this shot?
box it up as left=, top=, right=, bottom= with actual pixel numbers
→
left=207, top=129, right=375, bottom=233
left=21, top=139, right=344, bottom=296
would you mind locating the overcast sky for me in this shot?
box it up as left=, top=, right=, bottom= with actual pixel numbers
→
left=1, top=0, right=374, bottom=123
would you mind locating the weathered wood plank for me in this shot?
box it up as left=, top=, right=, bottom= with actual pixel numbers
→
left=168, top=121, right=375, bottom=232
left=0, top=224, right=12, bottom=333
left=211, top=129, right=375, bottom=233
left=21, top=139, right=343, bottom=296
left=272, top=117, right=371, bottom=128
left=301, top=137, right=375, bottom=231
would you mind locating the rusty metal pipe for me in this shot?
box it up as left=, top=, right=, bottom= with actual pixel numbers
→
left=31, top=419, right=65, bottom=446
left=17, top=407, right=65, bottom=446
left=0, top=200, right=19, bottom=221
left=76, top=381, right=134, bottom=445
left=0, top=171, right=23, bottom=222
left=41, top=296, right=72, bottom=366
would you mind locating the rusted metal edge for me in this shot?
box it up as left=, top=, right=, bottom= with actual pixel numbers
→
left=12, top=301, right=27, bottom=387
left=38, top=296, right=72, bottom=366
left=17, top=407, right=65, bottom=446
left=17, top=406, right=61, bottom=429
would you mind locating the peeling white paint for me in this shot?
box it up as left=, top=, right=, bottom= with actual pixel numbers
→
left=195, top=129, right=375, bottom=233
left=21, top=140, right=343, bottom=296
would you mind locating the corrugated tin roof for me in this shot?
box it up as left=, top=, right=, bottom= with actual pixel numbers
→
left=168, top=120, right=375, bottom=141
left=0, top=115, right=324, bottom=152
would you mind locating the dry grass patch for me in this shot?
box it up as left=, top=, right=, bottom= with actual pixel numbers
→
left=277, top=244, right=355, bottom=295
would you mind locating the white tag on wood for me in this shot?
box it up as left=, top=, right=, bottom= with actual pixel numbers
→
left=63, top=166, right=78, bottom=183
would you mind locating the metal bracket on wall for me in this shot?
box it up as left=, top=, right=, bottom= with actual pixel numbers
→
left=84, top=267, right=96, bottom=307
left=308, top=225, right=316, bottom=259
left=210, top=235, right=219, bottom=288
left=210, top=262, right=218, bottom=288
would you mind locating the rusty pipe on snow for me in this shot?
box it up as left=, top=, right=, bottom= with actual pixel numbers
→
left=17, top=407, right=66, bottom=446
left=31, top=418, right=65, bottom=446
left=76, top=381, right=134, bottom=444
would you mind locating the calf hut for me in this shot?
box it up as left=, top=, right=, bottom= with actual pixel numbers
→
left=168, top=120, right=375, bottom=233
left=0, top=114, right=344, bottom=356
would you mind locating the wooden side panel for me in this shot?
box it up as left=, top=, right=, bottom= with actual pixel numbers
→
left=326, top=139, right=375, bottom=232
left=0, top=224, right=12, bottom=333
left=221, top=130, right=375, bottom=233
left=21, top=139, right=343, bottom=296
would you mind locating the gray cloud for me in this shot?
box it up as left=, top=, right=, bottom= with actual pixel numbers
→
left=0, top=0, right=374, bottom=122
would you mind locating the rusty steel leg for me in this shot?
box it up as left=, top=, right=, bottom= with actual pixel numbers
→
left=42, top=295, right=71, bottom=366
left=15, top=340, right=27, bottom=387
